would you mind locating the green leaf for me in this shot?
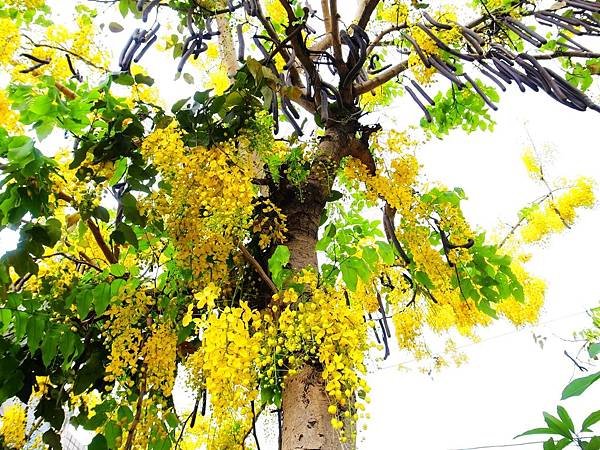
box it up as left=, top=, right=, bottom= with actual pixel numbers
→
left=94, top=282, right=112, bottom=315
left=543, top=412, right=572, bottom=438
left=588, top=343, right=600, bottom=359
left=556, top=406, right=574, bottom=432
left=268, top=245, right=290, bottom=289
left=134, top=73, right=155, bottom=86
left=26, top=315, right=45, bottom=353
left=108, top=22, right=124, bottom=32
left=327, top=190, right=343, bottom=202
left=171, top=97, right=189, bottom=113
left=561, top=371, right=600, bottom=400
left=89, top=434, right=109, bottom=450
left=42, top=430, right=62, bottom=450
left=340, top=260, right=358, bottom=292
left=77, top=289, right=93, bottom=319
left=93, top=206, right=110, bottom=223
left=581, top=410, right=600, bottom=432
left=515, top=427, right=557, bottom=438
left=110, top=263, right=127, bottom=277
left=109, top=158, right=128, bottom=185
left=41, top=329, right=59, bottom=366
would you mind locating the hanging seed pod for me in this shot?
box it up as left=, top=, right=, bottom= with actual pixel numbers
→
left=479, top=60, right=513, bottom=84
left=403, top=34, right=431, bottom=67
left=428, top=55, right=465, bottom=89
left=405, top=85, right=432, bottom=122
left=236, top=24, right=245, bottom=61
left=566, top=0, right=600, bottom=13
left=142, top=0, right=159, bottom=23
left=422, top=11, right=452, bottom=30
left=410, top=79, right=435, bottom=105
left=558, top=32, right=591, bottom=51
left=504, top=17, right=547, bottom=45
left=281, top=100, right=303, bottom=135
left=463, top=73, right=498, bottom=111
left=136, top=0, right=145, bottom=12
left=479, top=67, right=507, bottom=91
left=134, top=35, right=157, bottom=63
left=417, top=24, right=476, bottom=61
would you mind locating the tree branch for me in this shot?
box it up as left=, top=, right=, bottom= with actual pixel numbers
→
left=353, top=60, right=408, bottom=95
left=238, top=243, right=278, bottom=294
left=329, top=0, right=343, bottom=63
left=356, top=0, right=381, bottom=30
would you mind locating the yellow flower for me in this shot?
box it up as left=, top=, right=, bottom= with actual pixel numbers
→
left=0, top=403, right=26, bottom=449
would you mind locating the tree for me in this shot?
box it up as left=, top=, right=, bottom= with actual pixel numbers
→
left=0, top=0, right=599, bottom=448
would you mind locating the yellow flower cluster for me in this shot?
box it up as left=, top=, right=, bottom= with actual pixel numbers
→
left=183, top=282, right=221, bottom=326
left=252, top=199, right=288, bottom=250
left=4, top=0, right=44, bottom=9
left=0, top=89, right=22, bottom=134
left=521, top=177, right=595, bottom=242
left=378, top=1, right=409, bottom=24
left=142, top=323, right=177, bottom=396
left=11, top=13, right=107, bottom=84
left=265, top=0, right=288, bottom=25
left=0, top=18, right=20, bottom=67
left=185, top=303, right=261, bottom=449
left=103, top=285, right=154, bottom=386
left=0, top=403, right=26, bottom=449
left=496, top=259, right=545, bottom=326
left=141, top=123, right=257, bottom=286
left=521, top=148, right=542, bottom=178
left=407, top=8, right=462, bottom=85
left=273, top=271, right=371, bottom=435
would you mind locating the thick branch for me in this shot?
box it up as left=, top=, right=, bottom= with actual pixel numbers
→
left=356, top=0, right=381, bottom=30
left=329, top=0, right=343, bottom=63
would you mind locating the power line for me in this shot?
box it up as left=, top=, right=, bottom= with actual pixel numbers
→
left=374, top=309, right=590, bottom=372
left=447, top=439, right=548, bottom=450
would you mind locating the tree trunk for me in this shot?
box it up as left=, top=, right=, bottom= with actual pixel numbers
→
left=277, top=124, right=367, bottom=450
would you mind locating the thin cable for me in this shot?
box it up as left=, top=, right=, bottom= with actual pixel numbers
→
left=447, top=439, right=548, bottom=450
left=375, top=309, right=589, bottom=371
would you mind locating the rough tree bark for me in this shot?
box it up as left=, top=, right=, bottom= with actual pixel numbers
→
left=276, top=123, right=372, bottom=450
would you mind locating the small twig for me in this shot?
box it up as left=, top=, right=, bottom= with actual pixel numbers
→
left=238, top=243, right=278, bottom=294
left=124, top=373, right=147, bottom=450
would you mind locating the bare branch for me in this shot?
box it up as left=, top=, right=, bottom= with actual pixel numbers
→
left=329, top=0, right=343, bottom=63
left=356, top=0, right=382, bottom=30
left=367, top=24, right=407, bottom=54
left=354, top=60, right=408, bottom=95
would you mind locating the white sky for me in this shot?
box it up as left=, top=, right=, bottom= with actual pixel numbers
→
left=3, top=1, right=600, bottom=449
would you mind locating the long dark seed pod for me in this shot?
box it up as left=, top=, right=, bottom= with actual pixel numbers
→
left=492, top=58, right=526, bottom=91
left=193, top=41, right=207, bottom=59
left=417, top=24, right=476, bottom=61
left=187, top=10, right=197, bottom=37
left=460, top=28, right=484, bottom=55
left=546, top=67, right=600, bottom=112
left=410, top=79, right=435, bottom=105
left=21, top=53, right=50, bottom=64
left=136, top=0, right=145, bottom=11
left=463, top=73, right=498, bottom=111
left=535, top=14, right=583, bottom=35
left=405, top=85, right=432, bottom=122
left=271, top=92, right=279, bottom=134
left=479, top=60, right=513, bottom=84
left=121, top=38, right=143, bottom=71
left=517, top=54, right=566, bottom=100
left=369, top=313, right=381, bottom=344
left=340, top=29, right=359, bottom=63
left=19, top=62, right=46, bottom=74
left=142, top=0, right=159, bottom=22
left=133, top=35, right=157, bottom=63
left=227, top=0, right=235, bottom=12
left=118, top=31, right=137, bottom=67
left=205, top=17, right=215, bottom=35
left=566, top=0, right=600, bottom=13
left=403, top=33, right=431, bottom=67
left=460, top=25, right=484, bottom=45
left=502, top=19, right=545, bottom=47
left=237, top=24, right=245, bottom=61
left=422, top=11, right=452, bottom=30
left=428, top=55, right=465, bottom=89
left=320, top=89, right=329, bottom=122
left=479, top=67, right=507, bottom=91
left=350, top=24, right=371, bottom=45
left=505, top=17, right=547, bottom=45
left=515, top=58, right=550, bottom=92
left=177, top=46, right=195, bottom=72
left=283, top=97, right=300, bottom=119
left=144, top=22, right=160, bottom=42
left=558, top=32, right=591, bottom=51
left=281, top=100, right=303, bottom=135
left=253, top=36, right=270, bottom=60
